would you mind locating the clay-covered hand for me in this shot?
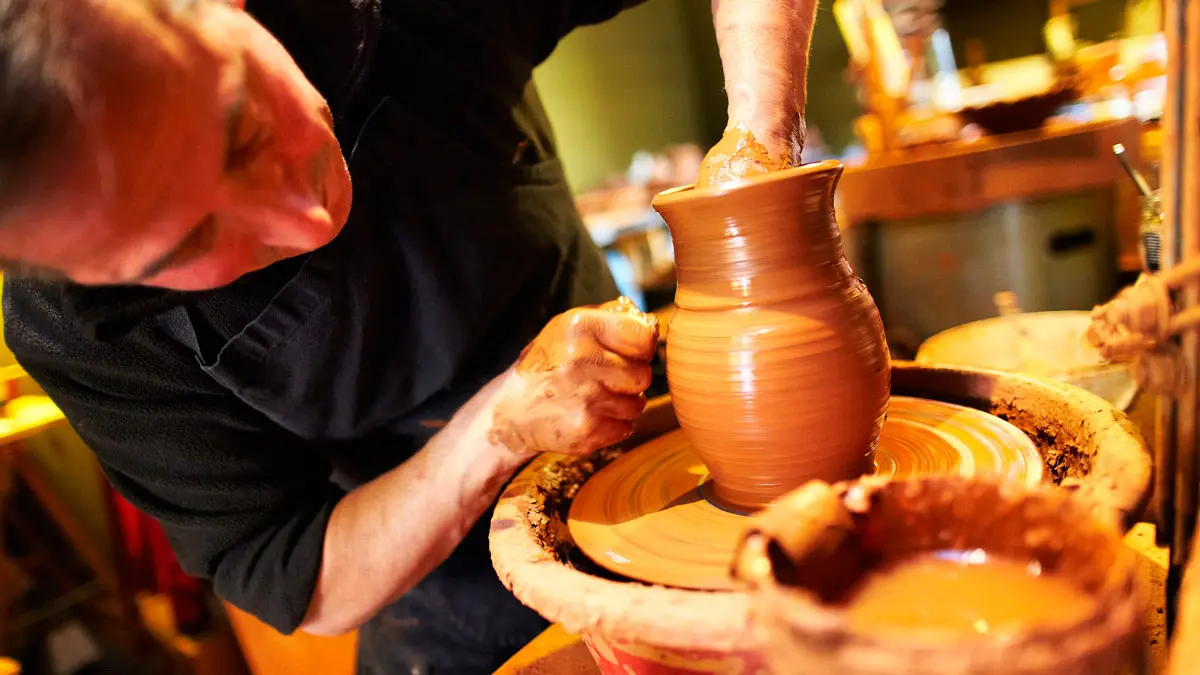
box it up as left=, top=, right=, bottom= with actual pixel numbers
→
left=487, top=297, right=660, bottom=459
left=697, top=0, right=820, bottom=187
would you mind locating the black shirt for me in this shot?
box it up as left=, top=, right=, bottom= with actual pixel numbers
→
left=3, top=0, right=636, bottom=635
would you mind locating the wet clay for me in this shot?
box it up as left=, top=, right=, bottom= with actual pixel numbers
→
left=695, top=123, right=790, bottom=188
left=845, top=552, right=1096, bottom=638
left=567, top=397, right=1039, bottom=590
left=487, top=297, right=659, bottom=457
left=652, top=161, right=890, bottom=510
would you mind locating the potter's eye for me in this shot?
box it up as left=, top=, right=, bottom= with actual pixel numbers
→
left=223, top=89, right=270, bottom=172
left=227, top=125, right=271, bottom=172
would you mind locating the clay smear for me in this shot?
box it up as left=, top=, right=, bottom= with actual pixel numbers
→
left=695, top=123, right=790, bottom=188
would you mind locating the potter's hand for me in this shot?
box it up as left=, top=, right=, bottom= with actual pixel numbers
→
left=697, top=0, right=820, bottom=187
left=488, top=297, right=659, bottom=458
left=303, top=298, right=653, bottom=634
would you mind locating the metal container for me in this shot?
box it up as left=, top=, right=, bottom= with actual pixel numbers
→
left=848, top=190, right=1118, bottom=344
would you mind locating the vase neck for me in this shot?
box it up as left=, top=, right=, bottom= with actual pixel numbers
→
left=663, top=168, right=855, bottom=308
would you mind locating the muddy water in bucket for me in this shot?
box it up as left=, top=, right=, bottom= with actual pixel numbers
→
left=843, top=552, right=1094, bottom=638
left=733, top=476, right=1147, bottom=675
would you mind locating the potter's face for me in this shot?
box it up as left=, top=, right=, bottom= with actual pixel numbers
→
left=0, top=0, right=352, bottom=291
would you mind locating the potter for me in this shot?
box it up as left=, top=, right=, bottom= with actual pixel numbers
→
left=0, top=0, right=826, bottom=672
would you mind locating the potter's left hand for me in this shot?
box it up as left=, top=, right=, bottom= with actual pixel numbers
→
left=487, top=297, right=659, bottom=459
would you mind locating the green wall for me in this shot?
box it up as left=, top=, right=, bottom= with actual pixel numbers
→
left=807, top=2, right=864, bottom=154
left=533, top=0, right=868, bottom=191
left=533, top=0, right=1131, bottom=191
left=534, top=0, right=713, bottom=192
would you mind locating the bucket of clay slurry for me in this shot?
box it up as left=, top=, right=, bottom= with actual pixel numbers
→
left=732, top=476, right=1147, bottom=675
left=915, top=311, right=1137, bottom=411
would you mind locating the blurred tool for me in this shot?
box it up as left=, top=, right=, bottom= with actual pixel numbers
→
left=1115, top=143, right=1162, bottom=272
left=1114, top=143, right=1155, bottom=197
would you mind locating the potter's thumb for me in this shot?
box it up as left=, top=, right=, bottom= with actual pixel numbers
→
left=597, top=312, right=657, bottom=362
left=581, top=310, right=658, bottom=362
left=598, top=296, right=638, bottom=313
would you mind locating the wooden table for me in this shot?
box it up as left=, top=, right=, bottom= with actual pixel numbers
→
left=0, top=394, right=109, bottom=586
left=492, top=524, right=1171, bottom=674
left=0, top=391, right=74, bottom=633
left=0, top=378, right=246, bottom=675
left=491, top=624, right=597, bottom=675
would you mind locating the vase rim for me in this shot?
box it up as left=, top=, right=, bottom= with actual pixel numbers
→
left=652, top=159, right=844, bottom=208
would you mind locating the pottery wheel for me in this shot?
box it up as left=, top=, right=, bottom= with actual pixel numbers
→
left=567, top=396, right=1042, bottom=590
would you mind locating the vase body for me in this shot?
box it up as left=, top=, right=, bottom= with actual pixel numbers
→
left=652, top=160, right=890, bottom=509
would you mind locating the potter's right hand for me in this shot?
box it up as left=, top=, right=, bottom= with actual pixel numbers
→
left=699, top=0, right=820, bottom=187
left=487, top=297, right=659, bottom=459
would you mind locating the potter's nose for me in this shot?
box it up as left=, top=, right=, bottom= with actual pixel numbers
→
left=227, top=151, right=346, bottom=253
left=232, top=173, right=342, bottom=256
left=257, top=196, right=337, bottom=251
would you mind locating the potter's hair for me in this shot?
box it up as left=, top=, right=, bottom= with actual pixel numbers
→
left=0, top=0, right=215, bottom=215
left=0, top=0, right=72, bottom=213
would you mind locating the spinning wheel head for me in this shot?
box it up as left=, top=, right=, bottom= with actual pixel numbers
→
left=568, top=396, right=1041, bottom=589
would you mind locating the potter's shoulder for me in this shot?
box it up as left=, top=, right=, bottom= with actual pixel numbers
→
left=2, top=277, right=191, bottom=380
left=3, top=277, right=79, bottom=350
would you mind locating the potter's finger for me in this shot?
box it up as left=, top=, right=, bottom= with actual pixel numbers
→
left=567, top=310, right=658, bottom=362
left=562, top=343, right=648, bottom=391
left=594, top=297, right=624, bottom=311
left=599, top=296, right=639, bottom=314
left=580, top=417, right=635, bottom=452
left=590, top=393, right=647, bottom=422
left=577, top=356, right=653, bottom=395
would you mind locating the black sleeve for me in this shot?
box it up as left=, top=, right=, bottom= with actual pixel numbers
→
left=3, top=281, right=342, bottom=635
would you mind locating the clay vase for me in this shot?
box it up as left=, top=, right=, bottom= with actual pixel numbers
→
left=651, top=160, right=890, bottom=509
left=731, top=476, right=1147, bottom=675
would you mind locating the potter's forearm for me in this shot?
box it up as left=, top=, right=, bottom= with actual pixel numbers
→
left=712, top=0, right=819, bottom=163
left=299, top=371, right=530, bottom=635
